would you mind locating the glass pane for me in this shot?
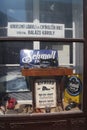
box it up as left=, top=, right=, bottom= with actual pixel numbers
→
left=40, top=42, right=73, bottom=65
left=40, top=0, right=83, bottom=38
left=0, top=42, right=83, bottom=115
left=0, top=0, right=83, bottom=38
left=0, top=0, right=33, bottom=36
left=0, top=41, right=33, bottom=115
left=0, top=41, right=33, bottom=64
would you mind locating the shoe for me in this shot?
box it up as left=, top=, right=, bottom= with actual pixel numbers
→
left=65, top=102, right=77, bottom=111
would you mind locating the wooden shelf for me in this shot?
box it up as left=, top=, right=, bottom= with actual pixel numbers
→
left=21, top=67, right=73, bottom=77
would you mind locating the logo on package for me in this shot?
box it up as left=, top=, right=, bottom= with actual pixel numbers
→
left=66, top=76, right=82, bottom=96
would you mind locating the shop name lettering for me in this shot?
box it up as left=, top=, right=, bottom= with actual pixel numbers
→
left=22, top=51, right=56, bottom=63
left=28, top=30, right=54, bottom=35
left=10, top=24, right=62, bottom=30
left=9, top=24, right=63, bottom=36
left=16, top=30, right=55, bottom=35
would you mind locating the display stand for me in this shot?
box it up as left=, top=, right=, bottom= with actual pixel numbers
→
left=21, top=67, right=73, bottom=113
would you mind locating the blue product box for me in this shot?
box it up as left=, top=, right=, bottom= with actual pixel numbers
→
left=20, top=49, right=58, bottom=68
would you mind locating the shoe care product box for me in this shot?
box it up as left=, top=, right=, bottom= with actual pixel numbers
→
left=64, top=75, right=82, bottom=104
left=20, top=49, right=58, bottom=68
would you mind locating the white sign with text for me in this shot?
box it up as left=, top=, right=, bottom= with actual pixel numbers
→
left=8, top=22, right=65, bottom=38
left=35, top=79, right=57, bottom=108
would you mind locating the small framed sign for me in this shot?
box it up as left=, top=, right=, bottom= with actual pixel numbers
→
left=35, top=79, right=57, bottom=109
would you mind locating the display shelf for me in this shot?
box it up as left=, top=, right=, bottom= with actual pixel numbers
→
left=21, top=67, right=73, bottom=77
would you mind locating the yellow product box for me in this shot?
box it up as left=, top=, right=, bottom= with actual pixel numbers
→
left=64, top=74, right=82, bottom=104
left=64, top=89, right=81, bottom=104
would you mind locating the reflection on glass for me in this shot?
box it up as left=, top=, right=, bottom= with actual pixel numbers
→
left=0, top=0, right=83, bottom=38
left=0, top=0, right=33, bottom=36
left=40, top=42, right=73, bottom=65
left=40, top=0, right=83, bottom=38
left=0, top=41, right=33, bottom=64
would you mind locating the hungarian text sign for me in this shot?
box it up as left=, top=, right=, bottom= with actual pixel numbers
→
left=8, top=22, right=65, bottom=38
left=35, top=79, right=57, bottom=108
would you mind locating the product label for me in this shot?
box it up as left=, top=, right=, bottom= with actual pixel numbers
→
left=66, top=76, right=82, bottom=96
left=20, top=49, right=58, bottom=68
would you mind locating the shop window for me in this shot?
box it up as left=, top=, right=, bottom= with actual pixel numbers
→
left=0, top=42, right=83, bottom=115
left=0, top=0, right=84, bottom=116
